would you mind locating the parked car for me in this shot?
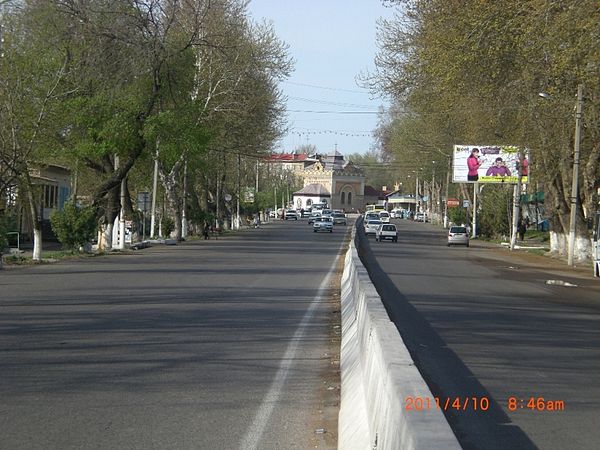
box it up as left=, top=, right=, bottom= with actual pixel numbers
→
left=379, top=211, right=391, bottom=223
left=285, top=210, right=298, bottom=220
left=308, top=211, right=321, bottom=224
left=414, top=212, right=428, bottom=222
left=448, top=226, right=470, bottom=246
left=313, top=216, right=334, bottom=233
left=321, top=209, right=333, bottom=218
left=375, top=223, right=398, bottom=242
left=364, top=219, right=382, bottom=236
left=332, top=212, right=347, bottom=225
left=391, top=208, right=403, bottom=219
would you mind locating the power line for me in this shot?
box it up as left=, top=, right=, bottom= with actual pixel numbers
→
left=288, top=96, right=379, bottom=110
left=284, top=80, right=371, bottom=94
left=287, top=109, right=380, bottom=114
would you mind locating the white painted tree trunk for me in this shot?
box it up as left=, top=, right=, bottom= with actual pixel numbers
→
left=104, top=222, right=114, bottom=250
left=32, top=228, right=42, bottom=261
left=550, top=231, right=592, bottom=262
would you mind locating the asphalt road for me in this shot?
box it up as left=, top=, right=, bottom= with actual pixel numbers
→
left=360, top=218, right=600, bottom=450
left=0, top=219, right=349, bottom=450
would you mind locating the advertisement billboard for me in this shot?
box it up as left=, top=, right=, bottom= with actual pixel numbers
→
left=453, top=145, right=529, bottom=184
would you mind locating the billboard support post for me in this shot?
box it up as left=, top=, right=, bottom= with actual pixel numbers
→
left=472, top=182, right=478, bottom=238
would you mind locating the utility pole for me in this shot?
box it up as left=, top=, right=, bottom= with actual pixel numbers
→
left=568, top=84, right=584, bottom=266
left=510, top=150, right=524, bottom=251
left=181, top=160, right=188, bottom=238
left=150, top=156, right=159, bottom=237
left=236, top=152, right=241, bottom=230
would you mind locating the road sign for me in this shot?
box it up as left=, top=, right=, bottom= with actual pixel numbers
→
left=137, top=192, right=150, bottom=212
left=447, top=198, right=460, bottom=208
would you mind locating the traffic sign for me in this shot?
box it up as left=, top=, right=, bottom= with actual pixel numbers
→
left=447, top=198, right=460, bottom=208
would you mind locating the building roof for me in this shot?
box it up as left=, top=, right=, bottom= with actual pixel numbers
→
left=293, top=183, right=331, bottom=197
left=364, top=185, right=383, bottom=197
left=266, top=152, right=315, bottom=162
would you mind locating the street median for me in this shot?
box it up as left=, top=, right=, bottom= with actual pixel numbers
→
left=338, top=228, right=460, bottom=450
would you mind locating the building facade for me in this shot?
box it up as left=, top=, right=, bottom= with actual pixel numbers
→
left=292, top=151, right=365, bottom=212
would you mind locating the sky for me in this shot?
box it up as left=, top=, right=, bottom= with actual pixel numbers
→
left=247, top=1, right=398, bottom=156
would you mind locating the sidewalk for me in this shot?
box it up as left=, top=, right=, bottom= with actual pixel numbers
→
left=469, top=237, right=598, bottom=285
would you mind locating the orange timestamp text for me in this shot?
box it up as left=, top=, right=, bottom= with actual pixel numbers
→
left=507, top=396, right=566, bottom=411
left=405, top=396, right=490, bottom=411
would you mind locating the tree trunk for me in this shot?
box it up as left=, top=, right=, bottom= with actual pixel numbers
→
left=158, top=158, right=184, bottom=241
left=23, top=172, right=43, bottom=262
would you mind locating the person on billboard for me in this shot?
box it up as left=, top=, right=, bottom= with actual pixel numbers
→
left=486, top=157, right=512, bottom=176
left=467, top=148, right=482, bottom=181
left=521, top=157, right=529, bottom=177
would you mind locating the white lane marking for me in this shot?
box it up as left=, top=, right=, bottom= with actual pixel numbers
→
left=239, top=239, right=345, bottom=450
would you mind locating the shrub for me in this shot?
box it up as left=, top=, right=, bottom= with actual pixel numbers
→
left=161, top=216, right=175, bottom=237
left=50, top=202, right=98, bottom=251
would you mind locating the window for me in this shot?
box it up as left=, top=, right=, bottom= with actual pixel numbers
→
left=341, top=192, right=346, bottom=204
left=43, top=184, right=58, bottom=208
left=347, top=192, right=352, bottom=205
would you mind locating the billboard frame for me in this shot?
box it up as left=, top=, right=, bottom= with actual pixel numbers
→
left=452, top=145, right=529, bottom=184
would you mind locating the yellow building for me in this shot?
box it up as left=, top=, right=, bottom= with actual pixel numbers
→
left=293, top=151, right=365, bottom=212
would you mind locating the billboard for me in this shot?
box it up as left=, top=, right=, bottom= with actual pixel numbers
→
left=453, top=145, right=529, bottom=184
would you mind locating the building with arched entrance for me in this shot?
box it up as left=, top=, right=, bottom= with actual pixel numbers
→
left=292, top=150, right=365, bottom=212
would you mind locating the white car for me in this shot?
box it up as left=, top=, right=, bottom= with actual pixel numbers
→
left=376, top=223, right=398, bottom=242
left=364, top=212, right=379, bottom=222
left=284, top=210, right=298, bottom=220
left=448, top=226, right=469, bottom=246
left=364, top=219, right=382, bottom=236
left=307, top=211, right=321, bottom=224
left=379, top=211, right=390, bottom=223
left=391, top=209, right=403, bottom=219
left=313, top=216, right=333, bottom=233
left=332, top=212, right=347, bottom=225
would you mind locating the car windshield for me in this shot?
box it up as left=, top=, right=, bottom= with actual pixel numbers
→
left=450, top=226, right=467, bottom=233
left=382, top=225, right=395, bottom=231
left=380, top=212, right=389, bottom=217
left=367, top=220, right=382, bottom=225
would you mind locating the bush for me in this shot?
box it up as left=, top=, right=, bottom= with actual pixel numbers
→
left=50, top=202, right=98, bottom=251
left=161, top=216, right=175, bottom=237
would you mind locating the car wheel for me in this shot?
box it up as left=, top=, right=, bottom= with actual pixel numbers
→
left=329, top=230, right=333, bottom=233
left=314, top=229, right=317, bottom=232
left=466, top=243, right=470, bottom=247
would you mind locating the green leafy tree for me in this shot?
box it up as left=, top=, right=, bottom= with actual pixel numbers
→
left=368, top=0, right=599, bottom=259
left=50, top=202, right=98, bottom=251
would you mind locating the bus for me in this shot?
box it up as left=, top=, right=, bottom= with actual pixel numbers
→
left=365, top=204, right=386, bottom=213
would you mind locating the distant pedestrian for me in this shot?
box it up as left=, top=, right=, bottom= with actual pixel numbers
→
left=518, top=218, right=526, bottom=241
left=203, top=223, right=210, bottom=240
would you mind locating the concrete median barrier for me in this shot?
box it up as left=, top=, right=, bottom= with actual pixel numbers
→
left=338, top=235, right=460, bottom=450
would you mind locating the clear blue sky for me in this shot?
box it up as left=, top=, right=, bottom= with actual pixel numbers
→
left=248, top=1, right=397, bottom=156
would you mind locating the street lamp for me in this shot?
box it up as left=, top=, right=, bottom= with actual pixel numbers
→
left=539, top=84, right=584, bottom=266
